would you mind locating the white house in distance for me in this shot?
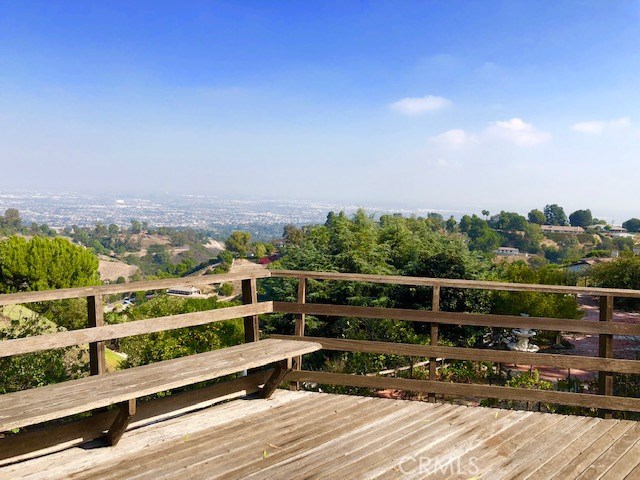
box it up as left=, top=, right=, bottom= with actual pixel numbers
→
left=495, top=247, right=520, bottom=256
left=167, top=286, right=201, bottom=296
left=540, top=225, right=585, bottom=234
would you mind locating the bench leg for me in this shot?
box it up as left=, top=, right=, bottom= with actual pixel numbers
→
left=260, top=359, right=292, bottom=399
left=105, top=399, right=136, bottom=446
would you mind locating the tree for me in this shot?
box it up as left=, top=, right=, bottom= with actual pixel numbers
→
left=622, top=218, right=640, bottom=233
left=2, top=209, right=21, bottom=231
left=482, top=210, right=490, bottom=220
left=590, top=256, right=640, bottom=309
left=543, top=204, right=568, bottom=226
left=569, top=209, right=592, bottom=228
left=528, top=209, right=546, bottom=225
left=108, top=224, right=120, bottom=235
left=0, top=236, right=100, bottom=293
left=445, top=216, right=457, bottom=232
left=225, top=231, right=251, bottom=257
left=130, top=219, right=142, bottom=234
left=489, top=211, right=528, bottom=232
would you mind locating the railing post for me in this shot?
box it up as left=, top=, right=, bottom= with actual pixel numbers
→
left=291, top=276, right=307, bottom=390
left=598, top=295, right=614, bottom=419
left=87, top=294, right=106, bottom=376
left=241, top=278, right=259, bottom=343
left=428, top=285, right=440, bottom=403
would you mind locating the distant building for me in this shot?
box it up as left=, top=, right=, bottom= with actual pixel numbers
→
left=541, top=225, right=585, bottom=234
left=167, top=286, right=201, bottom=296
left=495, top=247, right=520, bottom=256
left=566, top=257, right=616, bottom=274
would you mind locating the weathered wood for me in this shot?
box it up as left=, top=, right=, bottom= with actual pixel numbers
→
left=599, top=295, right=614, bottom=419
left=0, top=370, right=272, bottom=463
left=0, top=302, right=274, bottom=358
left=269, top=335, right=640, bottom=374
left=260, top=359, right=292, bottom=398
left=0, top=339, right=322, bottom=432
left=0, top=270, right=271, bottom=306
left=87, top=294, right=106, bottom=376
left=272, top=301, right=640, bottom=335
left=428, top=285, right=440, bottom=403
left=2, top=390, right=639, bottom=479
left=241, top=278, right=259, bottom=343
left=271, top=269, right=640, bottom=298
left=290, top=277, right=307, bottom=390
left=105, top=399, right=136, bottom=446
left=287, top=370, right=640, bottom=412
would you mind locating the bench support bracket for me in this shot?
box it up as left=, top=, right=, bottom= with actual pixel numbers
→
left=105, top=399, right=137, bottom=446
left=260, top=359, right=292, bottom=398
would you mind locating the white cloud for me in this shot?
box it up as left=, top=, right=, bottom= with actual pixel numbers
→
left=429, top=118, right=550, bottom=152
left=429, top=129, right=478, bottom=149
left=390, top=95, right=452, bottom=115
left=572, top=121, right=605, bottom=135
left=571, top=117, right=631, bottom=135
left=484, top=118, right=551, bottom=146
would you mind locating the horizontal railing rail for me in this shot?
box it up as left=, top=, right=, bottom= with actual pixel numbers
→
left=273, top=302, right=640, bottom=336
left=0, top=302, right=273, bottom=358
left=271, top=269, right=640, bottom=297
left=0, top=270, right=271, bottom=306
left=268, top=269, right=640, bottom=416
left=269, top=335, right=639, bottom=375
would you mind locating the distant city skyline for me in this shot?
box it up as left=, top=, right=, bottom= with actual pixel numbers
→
left=0, top=191, right=634, bottom=230
left=1, top=2, right=639, bottom=219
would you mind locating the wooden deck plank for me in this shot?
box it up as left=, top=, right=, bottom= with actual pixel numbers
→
left=242, top=402, right=459, bottom=479
left=574, top=423, right=640, bottom=480
left=445, top=411, right=567, bottom=479
left=600, top=435, right=640, bottom=480
left=550, top=421, right=636, bottom=479
left=208, top=397, right=419, bottom=479
left=246, top=403, right=458, bottom=479
left=505, top=417, right=602, bottom=479
left=375, top=409, right=524, bottom=480
left=320, top=405, right=498, bottom=479
left=414, top=410, right=539, bottom=480
left=526, top=418, right=618, bottom=479
left=478, top=414, right=588, bottom=479
left=0, top=390, right=314, bottom=480
left=129, top=395, right=379, bottom=480
left=74, top=393, right=358, bottom=480
left=0, top=339, right=321, bottom=432
left=1, top=390, right=637, bottom=480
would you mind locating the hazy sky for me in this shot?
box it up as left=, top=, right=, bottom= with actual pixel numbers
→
left=1, top=1, right=639, bottom=220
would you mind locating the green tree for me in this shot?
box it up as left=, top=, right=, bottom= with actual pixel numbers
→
left=2, top=209, right=21, bottom=231
left=528, top=209, right=546, bottom=225
left=622, top=218, right=640, bottom=232
left=130, top=219, right=142, bottom=234
left=119, top=296, right=244, bottom=366
left=569, top=209, right=593, bottom=228
left=544, top=204, right=568, bottom=226
left=0, top=236, right=100, bottom=293
left=589, top=256, right=640, bottom=309
left=225, top=231, right=252, bottom=257
left=108, top=223, right=120, bottom=235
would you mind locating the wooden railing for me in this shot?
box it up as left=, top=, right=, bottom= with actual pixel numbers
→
left=1, top=268, right=639, bottom=419
left=269, top=270, right=640, bottom=417
left=0, top=270, right=271, bottom=373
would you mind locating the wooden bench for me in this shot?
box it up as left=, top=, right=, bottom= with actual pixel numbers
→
left=0, top=339, right=321, bottom=446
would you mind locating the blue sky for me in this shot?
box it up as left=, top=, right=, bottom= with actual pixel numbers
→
left=1, top=1, right=639, bottom=220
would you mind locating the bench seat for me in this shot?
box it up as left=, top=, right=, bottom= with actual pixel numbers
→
left=0, top=339, right=321, bottom=434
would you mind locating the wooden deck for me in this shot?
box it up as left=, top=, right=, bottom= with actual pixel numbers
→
left=2, top=390, right=638, bottom=480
